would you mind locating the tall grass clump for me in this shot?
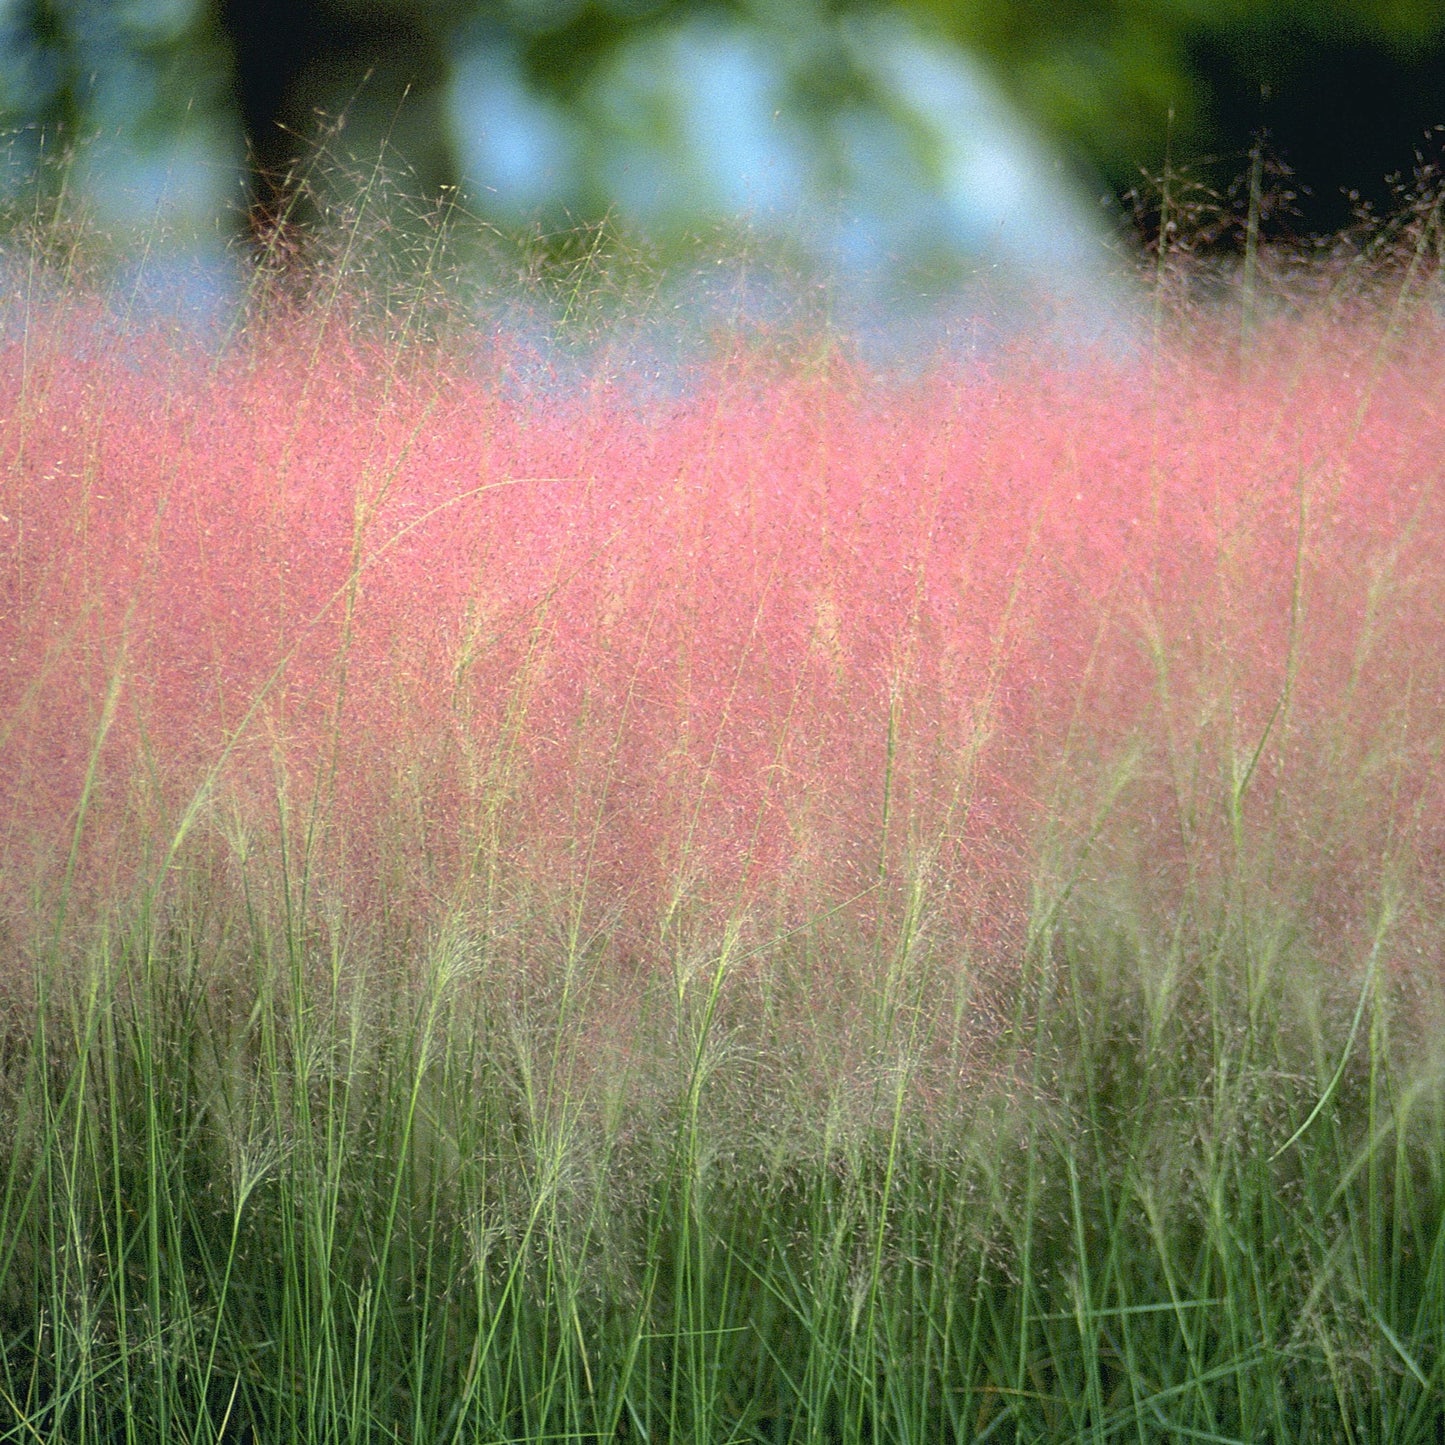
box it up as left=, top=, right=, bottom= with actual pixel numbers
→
left=2, top=188, right=1445, bottom=1442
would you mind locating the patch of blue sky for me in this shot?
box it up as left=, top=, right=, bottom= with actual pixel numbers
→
left=853, top=19, right=1112, bottom=280
left=448, top=44, right=578, bottom=217
left=655, top=23, right=809, bottom=222
left=76, top=126, right=237, bottom=235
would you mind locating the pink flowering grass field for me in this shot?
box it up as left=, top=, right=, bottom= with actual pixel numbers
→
left=4, top=231, right=1445, bottom=1441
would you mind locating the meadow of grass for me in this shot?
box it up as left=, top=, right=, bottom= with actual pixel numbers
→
left=2, top=205, right=1445, bottom=1442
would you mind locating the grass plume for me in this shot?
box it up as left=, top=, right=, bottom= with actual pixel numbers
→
left=0, top=202, right=1444, bottom=1440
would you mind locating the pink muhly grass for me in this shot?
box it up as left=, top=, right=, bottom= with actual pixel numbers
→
left=2, top=293, right=1444, bottom=1017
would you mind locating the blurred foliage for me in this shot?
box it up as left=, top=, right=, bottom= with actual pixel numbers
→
left=0, top=0, right=1442, bottom=251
